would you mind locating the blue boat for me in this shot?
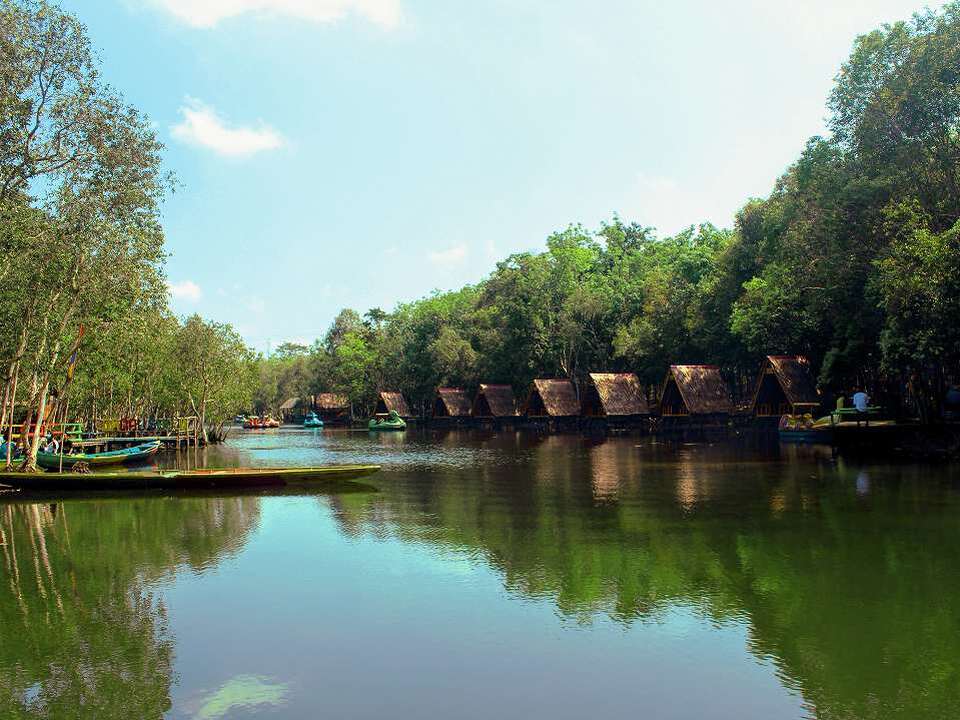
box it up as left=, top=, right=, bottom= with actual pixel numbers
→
left=303, top=412, right=324, bottom=429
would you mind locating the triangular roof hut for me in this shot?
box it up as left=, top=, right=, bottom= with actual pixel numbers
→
left=278, top=396, right=301, bottom=420
left=433, top=387, right=471, bottom=417
left=523, top=379, right=580, bottom=418
left=659, top=365, right=732, bottom=416
left=582, top=373, right=650, bottom=417
left=472, top=384, right=517, bottom=418
left=750, top=355, right=820, bottom=416
left=376, top=391, right=412, bottom=417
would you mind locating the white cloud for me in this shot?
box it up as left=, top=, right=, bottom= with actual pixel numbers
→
left=171, top=99, right=284, bottom=157
left=149, top=0, right=402, bottom=29
left=428, top=244, right=467, bottom=267
left=168, top=279, right=203, bottom=302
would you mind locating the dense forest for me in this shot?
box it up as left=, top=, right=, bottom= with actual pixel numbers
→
left=258, top=3, right=960, bottom=421
left=0, top=0, right=257, bottom=467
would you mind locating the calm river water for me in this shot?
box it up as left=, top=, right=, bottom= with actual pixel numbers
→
left=1, top=428, right=958, bottom=719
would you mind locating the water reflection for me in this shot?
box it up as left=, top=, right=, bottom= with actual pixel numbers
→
left=0, top=430, right=957, bottom=719
left=0, top=497, right=260, bottom=718
left=324, top=433, right=960, bottom=719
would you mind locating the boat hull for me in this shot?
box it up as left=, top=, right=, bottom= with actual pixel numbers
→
left=779, top=429, right=833, bottom=444
left=0, top=464, right=381, bottom=491
left=368, top=420, right=407, bottom=431
left=35, top=441, right=161, bottom=470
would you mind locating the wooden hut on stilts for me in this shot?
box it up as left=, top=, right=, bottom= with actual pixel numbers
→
left=749, top=355, right=820, bottom=423
left=315, top=393, right=351, bottom=425
left=376, top=391, right=412, bottom=419
left=522, top=379, right=580, bottom=431
left=472, top=384, right=518, bottom=427
left=581, top=372, right=650, bottom=432
left=658, top=365, right=732, bottom=433
left=432, top=387, right=472, bottom=427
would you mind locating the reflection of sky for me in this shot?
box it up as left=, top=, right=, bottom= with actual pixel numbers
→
left=162, top=494, right=805, bottom=719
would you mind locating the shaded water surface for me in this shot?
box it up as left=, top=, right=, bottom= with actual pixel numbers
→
left=1, top=429, right=959, bottom=719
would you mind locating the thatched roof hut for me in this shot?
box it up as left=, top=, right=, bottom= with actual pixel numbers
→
left=315, top=393, right=349, bottom=411
left=582, top=373, right=650, bottom=417
left=376, top=391, right=411, bottom=417
left=750, top=355, right=820, bottom=416
left=523, top=379, right=580, bottom=418
left=433, top=387, right=471, bottom=417
left=472, top=384, right=517, bottom=418
left=315, top=393, right=351, bottom=422
left=659, top=365, right=731, bottom=416
left=279, top=397, right=300, bottom=412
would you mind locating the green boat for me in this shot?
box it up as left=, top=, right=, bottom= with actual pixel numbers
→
left=35, top=440, right=162, bottom=470
left=303, top=411, right=324, bottom=429
left=368, top=410, right=407, bottom=431
left=0, top=464, right=381, bottom=491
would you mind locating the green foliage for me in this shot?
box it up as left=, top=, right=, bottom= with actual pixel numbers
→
left=0, top=1, right=256, bottom=456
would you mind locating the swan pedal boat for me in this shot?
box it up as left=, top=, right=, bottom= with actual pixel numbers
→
left=303, top=412, right=324, bottom=428
left=0, top=464, right=381, bottom=491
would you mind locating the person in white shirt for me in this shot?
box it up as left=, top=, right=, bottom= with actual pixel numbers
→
left=852, top=389, right=869, bottom=413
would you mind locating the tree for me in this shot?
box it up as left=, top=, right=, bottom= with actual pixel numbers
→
left=175, top=316, right=256, bottom=443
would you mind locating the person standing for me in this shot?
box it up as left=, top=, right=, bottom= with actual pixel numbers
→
left=853, top=388, right=870, bottom=426
left=853, top=388, right=870, bottom=412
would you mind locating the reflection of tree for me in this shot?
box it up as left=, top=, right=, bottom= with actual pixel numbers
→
left=0, top=498, right=260, bottom=718
left=336, top=438, right=960, bottom=718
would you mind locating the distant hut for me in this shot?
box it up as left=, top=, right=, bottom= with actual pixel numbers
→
left=750, top=355, right=820, bottom=417
left=315, top=393, right=351, bottom=424
left=581, top=373, right=650, bottom=418
left=472, top=384, right=518, bottom=418
left=433, top=387, right=472, bottom=418
left=279, top=397, right=300, bottom=421
left=523, top=379, right=580, bottom=418
left=376, top=391, right=412, bottom=418
left=659, top=365, right=732, bottom=417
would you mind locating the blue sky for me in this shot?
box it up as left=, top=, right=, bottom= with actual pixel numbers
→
left=61, top=0, right=945, bottom=353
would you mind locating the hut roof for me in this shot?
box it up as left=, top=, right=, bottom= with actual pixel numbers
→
left=379, top=391, right=411, bottom=416
left=315, top=393, right=349, bottom=411
left=760, top=355, right=819, bottom=406
left=588, top=373, right=650, bottom=416
left=436, top=387, right=472, bottom=417
left=279, top=397, right=299, bottom=411
left=528, top=379, right=580, bottom=417
left=475, top=384, right=517, bottom=417
left=665, top=365, right=732, bottom=415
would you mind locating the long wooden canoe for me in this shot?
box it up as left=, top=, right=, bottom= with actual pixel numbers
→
left=0, top=464, right=381, bottom=491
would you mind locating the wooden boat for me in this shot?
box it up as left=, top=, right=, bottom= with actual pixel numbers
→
left=778, top=414, right=832, bottom=444
left=243, top=417, right=262, bottom=429
left=369, top=411, right=407, bottom=431
left=0, top=464, right=381, bottom=491
left=303, top=412, right=324, bottom=429
left=36, top=440, right=162, bottom=470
